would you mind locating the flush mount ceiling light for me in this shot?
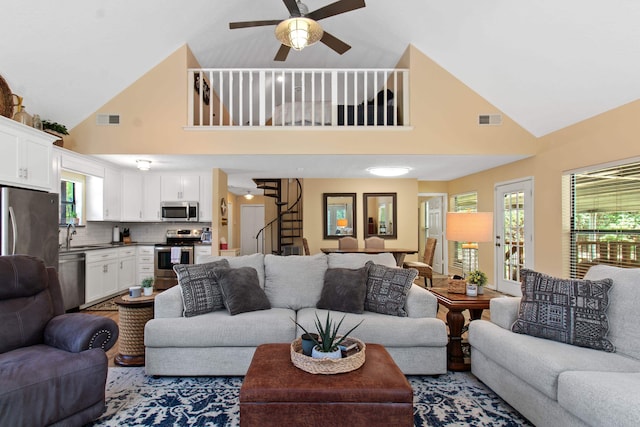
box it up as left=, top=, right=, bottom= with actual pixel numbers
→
left=366, top=167, right=411, bottom=177
left=136, top=160, right=151, bottom=171
left=244, top=191, right=255, bottom=200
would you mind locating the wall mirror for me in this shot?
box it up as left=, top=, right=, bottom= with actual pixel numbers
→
left=323, top=193, right=357, bottom=239
left=363, top=193, right=397, bottom=239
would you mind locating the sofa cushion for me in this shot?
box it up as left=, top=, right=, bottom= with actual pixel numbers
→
left=558, top=371, right=640, bottom=427
left=364, top=262, right=418, bottom=317
left=174, top=259, right=230, bottom=317
left=264, top=253, right=328, bottom=310
left=584, top=265, right=640, bottom=359
left=316, top=265, right=369, bottom=314
left=327, top=252, right=397, bottom=269
left=216, top=267, right=271, bottom=316
left=512, top=268, right=614, bottom=352
left=197, top=253, right=266, bottom=289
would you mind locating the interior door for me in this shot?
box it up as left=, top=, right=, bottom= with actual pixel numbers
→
left=494, top=179, right=534, bottom=296
left=240, top=204, right=265, bottom=256
left=426, top=196, right=445, bottom=274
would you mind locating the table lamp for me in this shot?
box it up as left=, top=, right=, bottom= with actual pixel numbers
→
left=446, top=212, right=493, bottom=275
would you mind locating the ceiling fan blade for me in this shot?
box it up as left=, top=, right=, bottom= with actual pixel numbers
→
left=308, top=0, right=366, bottom=21
left=320, top=31, right=351, bottom=55
left=229, top=20, right=282, bottom=29
left=274, top=44, right=291, bottom=61
left=283, top=0, right=301, bottom=16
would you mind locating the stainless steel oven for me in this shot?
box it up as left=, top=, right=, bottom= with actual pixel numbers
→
left=153, top=229, right=201, bottom=290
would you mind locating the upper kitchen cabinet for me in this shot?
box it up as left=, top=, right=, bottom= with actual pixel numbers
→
left=161, top=174, right=200, bottom=201
left=0, top=116, right=56, bottom=191
left=86, top=166, right=121, bottom=221
left=121, top=172, right=162, bottom=221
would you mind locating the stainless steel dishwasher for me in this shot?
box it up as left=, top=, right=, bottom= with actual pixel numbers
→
left=58, top=252, right=86, bottom=311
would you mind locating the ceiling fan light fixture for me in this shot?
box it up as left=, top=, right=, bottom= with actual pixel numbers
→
left=367, top=166, right=411, bottom=177
left=275, top=17, right=323, bottom=51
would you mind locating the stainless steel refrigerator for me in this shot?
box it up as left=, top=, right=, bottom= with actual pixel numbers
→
left=1, top=186, right=59, bottom=268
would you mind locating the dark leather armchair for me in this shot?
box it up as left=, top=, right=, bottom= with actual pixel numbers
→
left=0, top=255, right=119, bottom=427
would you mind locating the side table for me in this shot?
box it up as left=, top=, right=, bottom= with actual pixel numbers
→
left=114, top=292, right=156, bottom=366
left=429, top=287, right=499, bottom=371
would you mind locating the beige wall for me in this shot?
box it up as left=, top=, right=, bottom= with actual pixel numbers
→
left=446, top=98, right=640, bottom=281
left=303, top=178, right=418, bottom=255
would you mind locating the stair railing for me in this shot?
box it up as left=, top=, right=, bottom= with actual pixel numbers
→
left=256, top=178, right=303, bottom=255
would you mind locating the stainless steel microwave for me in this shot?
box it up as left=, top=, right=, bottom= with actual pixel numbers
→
left=161, top=201, right=199, bottom=222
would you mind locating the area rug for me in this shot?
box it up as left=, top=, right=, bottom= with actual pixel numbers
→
left=88, top=368, right=532, bottom=426
left=85, top=295, right=121, bottom=311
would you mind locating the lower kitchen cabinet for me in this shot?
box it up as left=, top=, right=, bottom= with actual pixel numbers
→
left=137, top=245, right=155, bottom=285
left=118, top=246, right=137, bottom=291
left=85, top=249, right=119, bottom=304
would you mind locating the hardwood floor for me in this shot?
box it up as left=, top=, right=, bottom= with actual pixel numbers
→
left=85, top=277, right=491, bottom=368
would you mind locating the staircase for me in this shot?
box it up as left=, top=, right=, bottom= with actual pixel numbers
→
left=254, top=178, right=303, bottom=255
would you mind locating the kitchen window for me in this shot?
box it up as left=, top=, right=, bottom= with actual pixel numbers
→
left=60, top=171, right=85, bottom=225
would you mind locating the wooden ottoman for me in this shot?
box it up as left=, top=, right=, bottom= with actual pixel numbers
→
left=240, top=343, right=413, bottom=427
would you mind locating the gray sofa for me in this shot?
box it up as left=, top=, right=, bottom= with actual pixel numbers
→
left=145, top=252, right=448, bottom=376
left=469, top=265, right=640, bottom=426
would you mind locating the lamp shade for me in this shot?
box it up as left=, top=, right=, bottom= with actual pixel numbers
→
left=336, top=218, right=348, bottom=227
left=446, top=212, right=493, bottom=243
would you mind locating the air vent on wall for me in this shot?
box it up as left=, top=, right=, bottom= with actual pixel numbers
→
left=478, top=114, right=502, bottom=126
left=96, top=114, right=120, bottom=125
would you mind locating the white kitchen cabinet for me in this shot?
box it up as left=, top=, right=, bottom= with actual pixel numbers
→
left=194, top=245, right=212, bottom=263
left=86, top=166, right=122, bottom=221
left=0, top=116, right=56, bottom=191
left=161, top=174, right=200, bottom=201
left=142, top=174, right=162, bottom=221
left=199, top=172, right=213, bottom=221
left=85, top=249, right=119, bottom=304
left=118, top=246, right=137, bottom=291
left=137, top=245, right=155, bottom=285
left=121, top=172, right=143, bottom=221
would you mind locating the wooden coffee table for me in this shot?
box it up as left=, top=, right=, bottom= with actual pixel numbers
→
left=240, top=343, right=413, bottom=427
left=429, top=287, right=500, bottom=371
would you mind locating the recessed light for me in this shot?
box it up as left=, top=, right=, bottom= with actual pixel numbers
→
left=367, top=167, right=410, bottom=177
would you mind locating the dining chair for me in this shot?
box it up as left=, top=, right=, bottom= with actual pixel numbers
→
left=338, top=236, right=358, bottom=249
left=302, top=237, right=310, bottom=255
left=364, top=236, right=385, bottom=249
left=403, top=237, right=437, bottom=287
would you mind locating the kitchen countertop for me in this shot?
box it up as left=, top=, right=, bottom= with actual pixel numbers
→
left=60, top=241, right=212, bottom=254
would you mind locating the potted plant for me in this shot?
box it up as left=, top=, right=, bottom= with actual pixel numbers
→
left=467, top=270, right=488, bottom=294
left=294, top=311, right=363, bottom=359
left=141, top=277, right=154, bottom=296
left=70, top=211, right=79, bottom=225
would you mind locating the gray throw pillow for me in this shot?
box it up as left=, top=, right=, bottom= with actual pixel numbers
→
left=215, top=267, right=271, bottom=316
left=316, top=265, right=369, bottom=314
left=364, top=261, right=418, bottom=317
left=174, top=259, right=230, bottom=317
left=512, top=269, right=615, bottom=352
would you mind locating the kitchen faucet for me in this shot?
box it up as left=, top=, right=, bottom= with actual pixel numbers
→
left=65, top=223, right=76, bottom=250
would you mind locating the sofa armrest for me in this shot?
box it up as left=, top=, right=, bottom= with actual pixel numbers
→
left=405, top=284, right=438, bottom=318
left=154, top=285, right=185, bottom=318
left=44, top=313, right=119, bottom=353
left=490, top=296, right=522, bottom=330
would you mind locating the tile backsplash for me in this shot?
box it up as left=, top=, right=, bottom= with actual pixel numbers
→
left=59, top=221, right=212, bottom=247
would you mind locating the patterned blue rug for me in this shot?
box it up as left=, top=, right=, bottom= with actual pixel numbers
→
left=88, top=368, right=532, bottom=426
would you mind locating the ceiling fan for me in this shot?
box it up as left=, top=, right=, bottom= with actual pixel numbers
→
left=229, top=0, right=366, bottom=61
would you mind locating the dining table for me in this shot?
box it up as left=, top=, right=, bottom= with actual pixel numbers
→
left=320, top=247, right=418, bottom=266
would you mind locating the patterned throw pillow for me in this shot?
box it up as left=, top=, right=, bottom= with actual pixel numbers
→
left=215, top=267, right=271, bottom=316
left=364, top=261, right=418, bottom=317
left=174, top=259, right=230, bottom=317
left=511, top=268, right=615, bottom=352
left=316, top=265, right=370, bottom=314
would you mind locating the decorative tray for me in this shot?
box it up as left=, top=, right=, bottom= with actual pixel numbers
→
left=290, top=337, right=366, bottom=375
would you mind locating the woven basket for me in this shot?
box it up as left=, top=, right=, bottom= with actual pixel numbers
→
left=290, top=337, right=366, bottom=375
left=448, top=278, right=467, bottom=294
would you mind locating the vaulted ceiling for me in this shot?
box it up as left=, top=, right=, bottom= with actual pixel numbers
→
left=2, top=1, right=640, bottom=187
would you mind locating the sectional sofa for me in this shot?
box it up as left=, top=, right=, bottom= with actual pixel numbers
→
left=469, top=265, right=640, bottom=427
left=144, top=252, right=448, bottom=376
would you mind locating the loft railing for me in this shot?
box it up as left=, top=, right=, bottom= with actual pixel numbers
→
left=187, top=68, right=409, bottom=128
